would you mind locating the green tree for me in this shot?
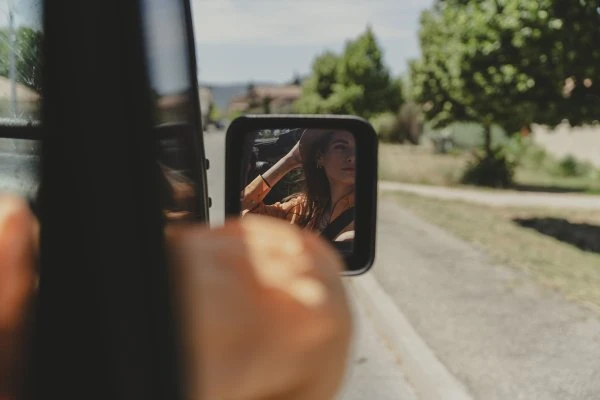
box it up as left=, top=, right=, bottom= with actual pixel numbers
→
left=336, top=27, right=401, bottom=117
left=294, top=51, right=339, bottom=114
left=411, top=0, right=599, bottom=185
left=15, top=27, right=43, bottom=92
left=208, top=102, right=221, bottom=122
left=295, top=28, right=402, bottom=119
left=0, top=27, right=43, bottom=92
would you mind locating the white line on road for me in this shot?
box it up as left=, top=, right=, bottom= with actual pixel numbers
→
left=349, top=274, right=474, bottom=400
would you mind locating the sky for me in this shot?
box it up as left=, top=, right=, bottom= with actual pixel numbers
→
left=0, top=0, right=41, bottom=28
left=0, top=0, right=435, bottom=90
left=191, top=0, right=434, bottom=84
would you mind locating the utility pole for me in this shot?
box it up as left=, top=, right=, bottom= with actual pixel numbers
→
left=8, top=0, right=17, bottom=117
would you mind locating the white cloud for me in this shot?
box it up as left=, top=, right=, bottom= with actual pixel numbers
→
left=191, top=0, right=426, bottom=46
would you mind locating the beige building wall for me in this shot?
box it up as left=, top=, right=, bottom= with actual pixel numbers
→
left=532, top=123, right=600, bottom=168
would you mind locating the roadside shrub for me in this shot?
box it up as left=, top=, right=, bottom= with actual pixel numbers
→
left=528, top=146, right=548, bottom=168
left=461, top=148, right=515, bottom=188
left=553, top=155, right=594, bottom=177
left=503, top=135, right=529, bottom=167
left=370, top=112, right=403, bottom=143
left=557, top=156, right=579, bottom=177
left=395, top=102, right=423, bottom=145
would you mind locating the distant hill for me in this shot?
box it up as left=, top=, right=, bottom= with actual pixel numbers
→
left=200, top=82, right=271, bottom=112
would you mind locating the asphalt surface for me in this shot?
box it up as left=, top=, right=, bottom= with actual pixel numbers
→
left=374, top=196, right=600, bottom=399
left=203, top=130, right=417, bottom=400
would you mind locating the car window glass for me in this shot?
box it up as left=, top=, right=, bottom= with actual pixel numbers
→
left=0, top=0, right=42, bottom=199
left=0, top=0, right=42, bottom=125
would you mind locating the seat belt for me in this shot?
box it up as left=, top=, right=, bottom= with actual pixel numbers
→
left=321, top=207, right=355, bottom=241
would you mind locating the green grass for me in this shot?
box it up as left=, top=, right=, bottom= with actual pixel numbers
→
left=514, top=169, right=600, bottom=194
left=390, top=191, right=600, bottom=313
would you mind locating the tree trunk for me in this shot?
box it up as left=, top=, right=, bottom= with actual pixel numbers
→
left=483, top=122, right=492, bottom=159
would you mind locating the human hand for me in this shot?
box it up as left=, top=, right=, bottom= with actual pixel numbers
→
left=0, top=196, right=353, bottom=400
left=166, top=215, right=352, bottom=400
left=0, top=195, right=38, bottom=397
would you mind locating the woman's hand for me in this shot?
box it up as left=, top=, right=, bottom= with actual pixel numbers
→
left=167, top=215, right=352, bottom=400
left=0, top=196, right=38, bottom=397
left=0, top=194, right=352, bottom=400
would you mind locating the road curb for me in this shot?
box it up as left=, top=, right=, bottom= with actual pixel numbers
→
left=348, top=274, right=474, bottom=400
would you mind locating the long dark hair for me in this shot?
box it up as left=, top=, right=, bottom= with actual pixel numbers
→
left=295, top=132, right=334, bottom=227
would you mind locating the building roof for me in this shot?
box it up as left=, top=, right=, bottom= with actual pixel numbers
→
left=227, top=84, right=302, bottom=113
left=249, top=85, right=302, bottom=100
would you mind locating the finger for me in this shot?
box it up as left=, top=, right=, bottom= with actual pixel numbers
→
left=0, top=195, right=38, bottom=396
left=0, top=195, right=38, bottom=329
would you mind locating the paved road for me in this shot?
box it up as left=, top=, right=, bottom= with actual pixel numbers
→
left=374, top=196, right=600, bottom=399
left=203, top=130, right=417, bottom=400
left=380, top=181, right=600, bottom=210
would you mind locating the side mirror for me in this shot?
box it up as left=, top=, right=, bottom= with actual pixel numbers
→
left=225, top=115, right=378, bottom=275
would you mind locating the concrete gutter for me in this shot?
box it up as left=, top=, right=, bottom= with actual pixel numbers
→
left=348, top=273, right=473, bottom=400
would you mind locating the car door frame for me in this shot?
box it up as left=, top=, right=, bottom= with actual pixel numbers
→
left=20, top=1, right=199, bottom=399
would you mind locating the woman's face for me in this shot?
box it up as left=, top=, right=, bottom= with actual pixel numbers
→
left=319, top=131, right=356, bottom=186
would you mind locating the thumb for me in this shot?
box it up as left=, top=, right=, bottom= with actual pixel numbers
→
left=0, top=195, right=38, bottom=396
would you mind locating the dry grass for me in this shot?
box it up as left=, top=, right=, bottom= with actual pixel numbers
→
left=390, top=191, right=600, bottom=312
left=514, top=168, right=600, bottom=194
left=380, top=143, right=600, bottom=194
left=378, top=143, right=467, bottom=186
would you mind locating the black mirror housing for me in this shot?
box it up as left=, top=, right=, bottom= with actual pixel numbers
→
left=225, top=114, right=378, bottom=275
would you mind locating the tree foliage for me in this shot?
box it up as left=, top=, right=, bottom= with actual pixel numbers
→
left=0, top=27, right=44, bottom=93
left=411, top=0, right=600, bottom=150
left=295, top=27, right=402, bottom=119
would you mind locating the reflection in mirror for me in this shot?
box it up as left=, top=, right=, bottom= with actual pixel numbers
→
left=241, top=128, right=356, bottom=255
left=156, top=123, right=198, bottom=221
left=141, top=0, right=203, bottom=222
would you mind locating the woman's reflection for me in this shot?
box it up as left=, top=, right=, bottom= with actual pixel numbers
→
left=242, top=129, right=356, bottom=247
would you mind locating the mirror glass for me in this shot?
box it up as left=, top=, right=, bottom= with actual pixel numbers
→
left=156, top=123, right=199, bottom=221
left=240, top=127, right=356, bottom=255
left=141, top=0, right=205, bottom=222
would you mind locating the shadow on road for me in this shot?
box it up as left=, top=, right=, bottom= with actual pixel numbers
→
left=512, top=183, right=592, bottom=194
left=513, top=217, right=600, bottom=254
